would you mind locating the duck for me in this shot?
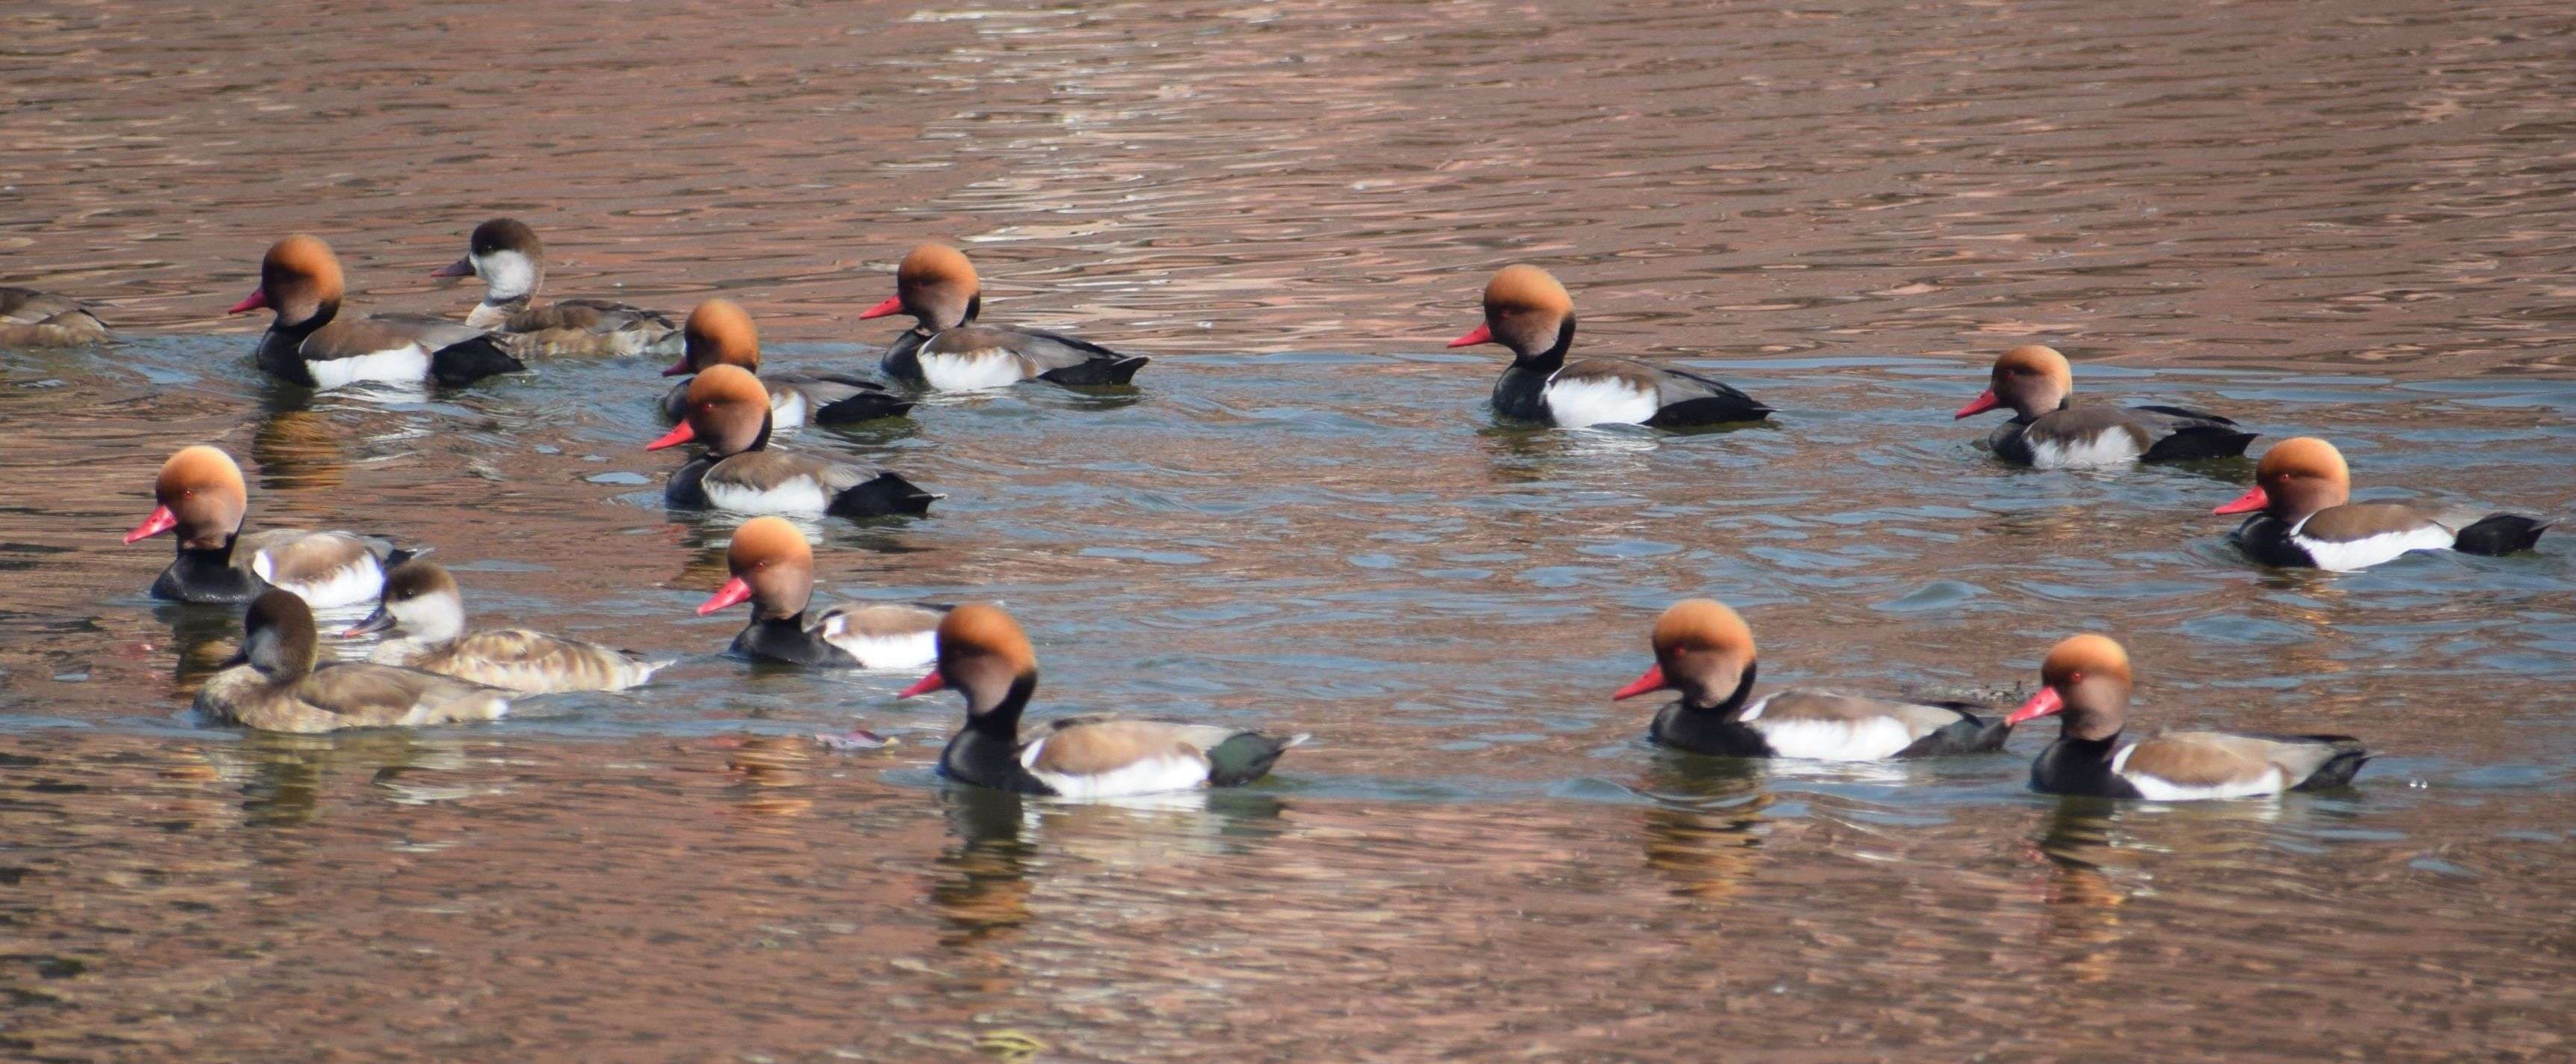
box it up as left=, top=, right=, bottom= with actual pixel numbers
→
left=1447, top=265, right=1770, bottom=429
left=658, top=299, right=913, bottom=427
left=2008, top=634, right=2368, bottom=799
left=1954, top=344, right=2254, bottom=467
left=194, top=590, right=514, bottom=733
left=431, top=218, right=681, bottom=357
left=2215, top=437, right=2548, bottom=571
left=901, top=603, right=1307, bottom=798
left=123, top=445, right=416, bottom=607
left=861, top=243, right=1148, bottom=390
left=692, top=516, right=945, bottom=667
left=230, top=234, right=524, bottom=388
left=345, top=558, right=668, bottom=692
left=0, top=286, right=109, bottom=346
left=645, top=365, right=937, bottom=518
left=1612, top=599, right=2010, bottom=760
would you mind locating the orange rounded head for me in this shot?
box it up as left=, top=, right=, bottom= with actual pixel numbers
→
left=2008, top=633, right=2136, bottom=737
left=233, top=234, right=346, bottom=326
left=862, top=243, right=980, bottom=330
left=127, top=445, right=250, bottom=548
left=1958, top=344, right=2074, bottom=419
left=646, top=364, right=771, bottom=455
left=900, top=602, right=1039, bottom=716
left=1453, top=264, right=1576, bottom=359
left=671, top=298, right=761, bottom=376
left=1613, top=598, right=1757, bottom=710
left=2215, top=436, right=2350, bottom=521
left=699, top=515, right=815, bottom=619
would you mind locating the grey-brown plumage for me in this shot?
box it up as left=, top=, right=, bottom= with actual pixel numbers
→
left=194, top=590, right=513, bottom=734
left=438, top=218, right=680, bottom=357
left=0, top=286, right=108, bottom=346
left=350, top=559, right=668, bottom=692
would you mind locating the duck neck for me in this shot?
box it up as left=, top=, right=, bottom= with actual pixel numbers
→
left=1513, top=319, right=1576, bottom=374
left=1682, top=662, right=1757, bottom=718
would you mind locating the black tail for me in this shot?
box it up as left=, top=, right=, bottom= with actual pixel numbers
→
left=1647, top=393, right=1774, bottom=428
left=2143, top=426, right=2258, bottom=461
left=1205, top=731, right=1308, bottom=787
left=2287, top=735, right=2372, bottom=791
left=813, top=391, right=917, bottom=425
left=2453, top=514, right=2548, bottom=556
left=828, top=473, right=939, bottom=518
left=428, top=336, right=527, bottom=386
left=1039, top=354, right=1149, bottom=387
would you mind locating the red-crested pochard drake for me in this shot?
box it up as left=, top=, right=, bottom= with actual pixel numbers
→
left=345, top=559, right=669, bottom=692
left=196, top=590, right=513, bottom=733
left=1954, top=344, right=2254, bottom=467
left=692, top=516, right=945, bottom=667
left=903, top=603, right=1307, bottom=798
left=231, top=235, right=523, bottom=388
left=1613, top=599, right=2010, bottom=760
left=124, top=445, right=417, bottom=607
left=645, top=365, right=936, bottom=518
left=2009, top=634, right=2368, bottom=799
left=658, top=299, right=912, bottom=427
left=0, top=286, right=108, bottom=346
left=2216, top=437, right=2548, bottom=571
left=1448, top=265, right=1770, bottom=429
left=431, top=218, right=680, bottom=357
left=861, top=243, right=1148, bottom=390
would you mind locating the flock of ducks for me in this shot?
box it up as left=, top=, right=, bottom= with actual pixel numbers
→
left=13, top=218, right=2554, bottom=801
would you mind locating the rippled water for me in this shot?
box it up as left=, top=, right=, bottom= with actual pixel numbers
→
left=7, top=1, right=2576, bottom=1060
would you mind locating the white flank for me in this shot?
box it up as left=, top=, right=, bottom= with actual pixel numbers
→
left=704, top=476, right=829, bottom=515
left=820, top=625, right=938, bottom=670
left=769, top=389, right=809, bottom=430
left=920, top=349, right=1030, bottom=390
left=2026, top=430, right=2143, bottom=469
left=1020, top=740, right=1211, bottom=799
left=253, top=553, right=385, bottom=609
left=1747, top=714, right=1922, bottom=761
left=1542, top=375, right=1659, bottom=428
left=2112, top=743, right=2288, bottom=800
left=307, top=345, right=431, bottom=389
left=2290, top=521, right=2457, bottom=573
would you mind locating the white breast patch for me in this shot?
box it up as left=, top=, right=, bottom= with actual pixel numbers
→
left=704, top=476, right=829, bottom=515
left=1019, top=741, right=1211, bottom=799
left=307, top=345, right=431, bottom=389
left=2111, top=743, right=2288, bottom=800
left=820, top=626, right=937, bottom=670
left=253, top=552, right=385, bottom=609
left=2026, top=431, right=2143, bottom=469
left=769, top=389, right=809, bottom=430
left=920, top=349, right=1030, bottom=391
left=1542, top=375, right=1659, bottom=428
left=2290, top=522, right=2456, bottom=572
left=1745, top=710, right=1922, bottom=762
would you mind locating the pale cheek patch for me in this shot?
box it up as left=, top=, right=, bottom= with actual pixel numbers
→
left=1542, top=375, right=1659, bottom=428
left=474, top=251, right=540, bottom=301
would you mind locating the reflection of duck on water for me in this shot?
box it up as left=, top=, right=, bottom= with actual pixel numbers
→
left=1636, top=757, right=1772, bottom=902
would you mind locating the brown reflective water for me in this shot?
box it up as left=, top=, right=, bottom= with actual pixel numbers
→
left=6, top=1, right=2575, bottom=1060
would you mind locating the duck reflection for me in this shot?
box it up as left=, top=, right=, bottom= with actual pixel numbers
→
left=206, top=728, right=473, bottom=825
left=1636, top=755, right=1771, bottom=901
left=718, top=734, right=817, bottom=821
left=156, top=600, right=245, bottom=695
left=929, top=786, right=1290, bottom=946
left=2028, top=795, right=2292, bottom=982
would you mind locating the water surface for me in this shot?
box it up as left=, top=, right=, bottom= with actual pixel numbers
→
left=7, top=1, right=2576, bottom=1060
